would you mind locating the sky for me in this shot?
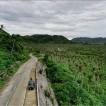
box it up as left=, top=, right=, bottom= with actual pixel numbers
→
left=0, top=0, right=106, bottom=39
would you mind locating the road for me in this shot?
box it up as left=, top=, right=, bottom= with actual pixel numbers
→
left=0, top=55, right=38, bottom=106
left=24, top=61, right=37, bottom=106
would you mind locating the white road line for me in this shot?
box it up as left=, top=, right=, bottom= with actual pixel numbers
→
left=6, top=100, right=9, bottom=106
left=23, top=89, right=27, bottom=106
left=5, top=85, right=12, bottom=92
left=6, top=85, right=17, bottom=106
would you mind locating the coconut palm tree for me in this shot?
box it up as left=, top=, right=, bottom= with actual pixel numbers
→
left=0, top=25, right=4, bottom=32
left=1, top=25, right=4, bottom=30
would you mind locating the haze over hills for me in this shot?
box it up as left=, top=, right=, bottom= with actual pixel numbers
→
left=72, top=37, right=106, bottom=44
left=21, top=34, right=106, bottom=44
left=0, top=29, right=106, bottom=44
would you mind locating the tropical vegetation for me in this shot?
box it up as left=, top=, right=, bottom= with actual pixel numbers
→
left=0, top=29, right=29, bottom=87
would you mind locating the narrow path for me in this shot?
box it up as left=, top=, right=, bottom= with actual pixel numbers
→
left=0, top=55, right=38, bottom=106
left=24, top=59, right=38, bottom=106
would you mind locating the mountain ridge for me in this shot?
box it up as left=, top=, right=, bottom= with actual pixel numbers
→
left=72, top=37, right=106, bottom=44
left=22, top=34, right=106, bottom=44
left=0, top=29, right=106, bottom=44
left=21, top=34, right=71, bottom=44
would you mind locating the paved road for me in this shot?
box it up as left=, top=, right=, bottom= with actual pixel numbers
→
left=24, top=60, right=38, bottom=106
left=0, top=55, right=38, bottom=106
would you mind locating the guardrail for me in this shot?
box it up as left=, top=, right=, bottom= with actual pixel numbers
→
left=36, top=62, right=40, bottom=106
left=0, top=70, right=8, bottom=78
left=0, top=61, right=20, bottom=79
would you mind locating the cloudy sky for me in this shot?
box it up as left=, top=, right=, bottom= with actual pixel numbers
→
left=0, top=0, right=106, bottom=39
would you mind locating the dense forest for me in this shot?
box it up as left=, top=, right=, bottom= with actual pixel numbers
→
left=0, top=29, right=29, bottom=87
left=21, top=34, right=106, bottom=44
left=21, top=34, right=71, bottom=44
left=72, top=37, right=106, bottom=44
left=22, top=39, right=106, bottom=105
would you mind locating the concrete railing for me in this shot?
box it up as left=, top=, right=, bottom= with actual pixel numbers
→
left=36, top=61, right=58, bottom=106
left=36, top=63, right=40, bottom=106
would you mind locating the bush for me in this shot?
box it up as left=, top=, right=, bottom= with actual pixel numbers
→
left=44, top=89, right=50, bottom=98
left=50, top=96, right=54, bottom=105
left=39, top=69, right=43, bottom=74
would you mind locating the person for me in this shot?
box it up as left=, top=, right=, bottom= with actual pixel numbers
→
left=28, top=78, right=35, bottom=90
left=30, top=78, right=33, bottom=81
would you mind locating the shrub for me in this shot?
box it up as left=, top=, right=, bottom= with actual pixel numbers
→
left=44, top=88, right=50, bottom=98
left=50, top=96, right=54, bottom=105
left=39, top=69, right=43, bottom=74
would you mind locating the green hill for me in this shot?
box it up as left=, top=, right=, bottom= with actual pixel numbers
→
left=72, top=37, right=106, bottom=44
left=22, top=35, right=106, bottom=44
left=21, top=34, right=72, bottom=44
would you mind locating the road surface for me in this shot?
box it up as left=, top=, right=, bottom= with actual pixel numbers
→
left=0, top=55, right=38, bottom=106
left=24, top=61, right=37, bottom=106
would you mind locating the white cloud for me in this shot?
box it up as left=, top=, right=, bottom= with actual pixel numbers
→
left=0, top=0, right=106, bottom=38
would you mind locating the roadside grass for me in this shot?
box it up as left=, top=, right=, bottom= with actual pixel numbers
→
left=33, top=53, right=45, bottom=61
left=0, top=31, right=30, bottom=89
left=0, top=56, right=30, bottom=88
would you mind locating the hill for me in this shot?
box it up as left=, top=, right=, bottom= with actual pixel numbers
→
left=22, top=35, right=106, bottom=44
left=21, top=34, right=72, bottom=44
left=72, top=37, right=106, bottom=44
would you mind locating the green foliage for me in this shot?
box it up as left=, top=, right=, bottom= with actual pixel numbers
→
left=22, top=41, right=105, bottom=105
left=0, top=77, right=7, bottom=88
left=39, top=69, right=43, bottom=74
left=0, top=29, right=29, bottom=88
left=21, top=34, right=72, bottom=44
left=72, top=37, right=106, bottom=44
left=44, top=54, right=48, bottom=61
left=44, top=88, right=50, bottom=98
left=44, top=59, right=104, bottom=105
left=0, top=49, right=15, bottom=74
left=50, top=96, right=54, bottom=105
left=15, top=29, right=106, bottom=105
left=33, top=53, right=45, bottom=58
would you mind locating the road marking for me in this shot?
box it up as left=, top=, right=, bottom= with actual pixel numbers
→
left=6, top=100, right=9, bottom=106
left=6, top=85, right=16, bottom=106
left=5, top=85, right=12, bottom=92
left=23, top=89, right=27, bottom=106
